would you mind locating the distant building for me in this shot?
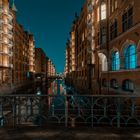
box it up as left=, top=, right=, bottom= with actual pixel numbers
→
left=47, top=59, right=56, bottom=77
left=65, top=0, right=95, bottom=93
left=35, top=48, right=56, bottom=81
left=35, top=48, right=46, bottom=77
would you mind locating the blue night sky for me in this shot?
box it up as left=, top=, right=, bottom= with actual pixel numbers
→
left=10, top=0, right=85, bottom=73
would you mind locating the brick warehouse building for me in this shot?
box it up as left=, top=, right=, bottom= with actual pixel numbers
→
left=0, top=0, right=35, bottom=93
left=35, top=48, right=56, bottom=81
left=65, top=0, right=140, bottom=95
left=35, top=48, right=46, bottom=77
left=47, top=59, right=56, bottom=77
left=65, top=0, right=97, bottom=94
left=100, top=0, right=140, bottom=95
left=35, top=48, right=56, bottom=93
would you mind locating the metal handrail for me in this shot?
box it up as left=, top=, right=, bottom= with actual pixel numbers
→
left=0, top=94, right=140, bottom=128
left=0, top=94, right=139, bottom=98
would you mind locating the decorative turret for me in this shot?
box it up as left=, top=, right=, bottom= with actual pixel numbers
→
left=11, top=0, right=17, bottom=12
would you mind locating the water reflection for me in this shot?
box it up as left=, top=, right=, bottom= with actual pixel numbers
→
left=48, top=79, right=66, bottom=96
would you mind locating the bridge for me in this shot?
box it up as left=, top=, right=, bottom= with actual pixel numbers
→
left=0, top=94, right=139, bottom=128
left=47, top=76, right=64, bottom=84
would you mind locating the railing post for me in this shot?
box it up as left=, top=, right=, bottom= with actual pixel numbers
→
left=30, top=98, right=33, bottom=117
left=52, top=104, right=55, bottom=117
left=0, top=97, right=3, bottom=127
left=17, top=97, right=21, bottom=125
left=25, top=97, right=28, bottom=122
left=103, top=98, right=107, bottom=117
left=117, top=97, right=121, bottom=128
left=65, top=95, right=68, bottom=128
left=91, top=96, right=93, bottom=128
left=13, top=97, right=17, bottom=128
left=131, top=99, right=135, bottom=117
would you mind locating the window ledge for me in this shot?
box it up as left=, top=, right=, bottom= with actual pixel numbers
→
left=102, top=68, right=140, bottom=73
left=109, top=22, right=140, bottom=44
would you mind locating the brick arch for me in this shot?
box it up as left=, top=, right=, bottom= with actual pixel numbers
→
left=120, top=39, right=136, bottom=56
left=98, top=53, right=108, bottom=72
left=109, top=47, right=120, bottom=70
left=137, top=40, right=140, bottom=68
left=120, top=40, right=136, bottom=69
left=136, top=40, right=140, bottom=51
left=109, top=47, right=120, bottom=58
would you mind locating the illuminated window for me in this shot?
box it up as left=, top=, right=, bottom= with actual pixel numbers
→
left=97, top=6, right=100, bottom=22
left=101, top=3, right=106, bottom=20
left=124, top=45, right=136, bottom=69
left=82, top=33, right=84, bottom=41
left=0, top=55, right=2, bottom=65
left=115, top=0, right=118, bottom=9
left=112, top=51, right=120, bottom=71
left=96, top=0, right=99, bottom=4
left=98, top=53, right=108, bottom=71
left=110, top=0, right=113, bottom=14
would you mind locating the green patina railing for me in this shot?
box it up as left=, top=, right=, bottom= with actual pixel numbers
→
left=0, top=94, right=140, bottom=128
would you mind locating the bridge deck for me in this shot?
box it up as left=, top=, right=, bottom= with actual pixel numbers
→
left=0, top=126, right=140, bottom=140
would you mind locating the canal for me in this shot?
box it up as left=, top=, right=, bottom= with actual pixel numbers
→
left=1, top=79, right=139, bottom=128
left=48, top=79, right=67, bottom=96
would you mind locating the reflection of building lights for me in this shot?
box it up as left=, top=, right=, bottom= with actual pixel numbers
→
left=37, top=90, right=41, bottom=95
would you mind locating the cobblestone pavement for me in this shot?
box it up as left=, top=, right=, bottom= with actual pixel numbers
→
left=0, top=126, right=140, bottom=140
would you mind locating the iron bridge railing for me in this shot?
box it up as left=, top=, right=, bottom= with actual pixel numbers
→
left=0, top=94, right=140, bottom=128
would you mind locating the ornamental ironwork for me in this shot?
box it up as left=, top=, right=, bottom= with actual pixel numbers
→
left=0, top=94, right=140, bottom=128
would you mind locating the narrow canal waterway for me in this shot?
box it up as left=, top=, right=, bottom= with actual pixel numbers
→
left=1, top=80, right=137, bottom=128
left=48, top=79, right=67, bottom=96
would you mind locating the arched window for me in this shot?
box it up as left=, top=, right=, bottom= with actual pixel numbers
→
left=112, top=51, right=120, bottom=71
left=122, top=80, right=134, bottom=92
left=124, top=45, right=136, bottom=69
left=110, top=79, right=119, bottom=89
left=101, top=3, right=106, bottom=20
left=98, top=53, right=108, bottom=72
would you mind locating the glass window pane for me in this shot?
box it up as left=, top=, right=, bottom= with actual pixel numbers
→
left=112, top=51, right=120, bottom=71
left=101, top=3, right=106, bottom=20
left=124, top=45, right=136, bottom=69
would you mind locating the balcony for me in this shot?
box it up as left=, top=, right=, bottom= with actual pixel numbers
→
left=1, top=9, right=13, bottom=20
left=1, top=21, right=13, bottom=29
left=0, top=40, right=13, bottom=47
left=1, top=31, right=13, bottom=39
left=0, top=62, right=10, bottom=68
left=0, top=49, right=10, bottom=55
